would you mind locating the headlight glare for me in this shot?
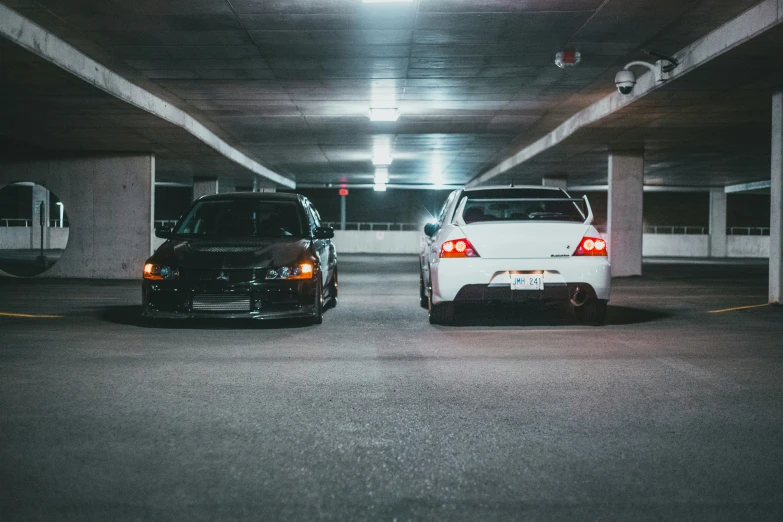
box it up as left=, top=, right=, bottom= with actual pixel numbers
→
left=143, top=263, right=179, bottom=280
left=266, top=262, right=315, bottom=280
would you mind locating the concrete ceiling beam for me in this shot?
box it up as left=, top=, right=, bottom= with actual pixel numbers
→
left=0, top=3, right=295, bottom=189
left=469, top=0, right=783, bottom=188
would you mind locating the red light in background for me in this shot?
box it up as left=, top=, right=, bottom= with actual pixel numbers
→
left=339, top=188, right=349, bottom=196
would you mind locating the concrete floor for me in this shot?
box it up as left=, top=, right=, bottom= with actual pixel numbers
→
left=1, top=256, right=781, bottom=520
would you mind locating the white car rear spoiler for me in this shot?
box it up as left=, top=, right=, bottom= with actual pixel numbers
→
left=453, top=195, right=594, bottom=226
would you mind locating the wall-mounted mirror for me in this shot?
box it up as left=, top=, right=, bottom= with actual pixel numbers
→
left=0, top=182, right=70, bottom=277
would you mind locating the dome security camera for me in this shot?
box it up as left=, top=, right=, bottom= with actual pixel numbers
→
left=615, top=70, right=636, bottom=95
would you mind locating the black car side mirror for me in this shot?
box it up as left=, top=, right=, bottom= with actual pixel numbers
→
left=155, top=225, right=172, bottom=239
left=314, top=226, right=334, bottom=240
left=424, top=223, right=439, bottom=237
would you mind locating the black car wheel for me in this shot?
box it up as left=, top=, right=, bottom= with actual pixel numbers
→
left=325, top=268, right=338, bottom=310
left=419, top=271, right=429, bottom=309
left=428, top=288, right=455, bottom=325
left=310, top=279, right=324, bottom=325
left=573, top=299, right=608, bottom=326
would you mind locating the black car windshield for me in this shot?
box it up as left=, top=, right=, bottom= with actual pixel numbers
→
left=461, top=189, right=585, bottom=224
left=174, top=200, right=305, bottom=238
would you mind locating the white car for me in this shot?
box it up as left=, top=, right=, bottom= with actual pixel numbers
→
left=420, top=186, right=611, bottom=325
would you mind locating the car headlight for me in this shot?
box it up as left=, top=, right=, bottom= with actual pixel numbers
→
left=143, top=263, right=179, bottom=280
left=266, top=262, right=314, bottom=280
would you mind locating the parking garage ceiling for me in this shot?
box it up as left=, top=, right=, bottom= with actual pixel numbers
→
left=0, top=0, right=773, bottom=188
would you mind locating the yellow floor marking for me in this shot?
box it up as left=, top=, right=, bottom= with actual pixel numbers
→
left=0, top=312, right=64, bottom=319
left=708, top=303, right=769, bottom=314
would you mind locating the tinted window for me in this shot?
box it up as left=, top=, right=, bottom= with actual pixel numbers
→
left=175, top=200, right=305, bottom=238
left=461, top=189, right=584, bottom=224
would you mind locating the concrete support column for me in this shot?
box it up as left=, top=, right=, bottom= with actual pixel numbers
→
left=709, top=188, right=728, bottom=258
left=770, top=91, right=783, bottom=303
left=608, top=152, right=644, bottom=277
left=193, top=178, right=218, bottom=201
left=218, top=178, right=236, bottom=194
left=31, top=184, right=50, bottom=249
left=340, top=195, right=347, bottom=231
left=542, top=177, right=567, bottom=190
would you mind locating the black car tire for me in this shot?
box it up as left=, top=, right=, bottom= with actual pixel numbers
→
left=419, top=271, right=429, bottom=309
left=573, top=299, right=608, bottom=326
left=310, top=279, right=324, bottom=325
left=326, top=268, right=338, bottom=310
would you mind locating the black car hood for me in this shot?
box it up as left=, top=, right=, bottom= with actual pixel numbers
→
left=152, top=237, right=312, bottom=270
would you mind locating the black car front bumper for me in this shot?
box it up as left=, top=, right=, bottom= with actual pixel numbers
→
left=142, top=276, right=318, bottom=320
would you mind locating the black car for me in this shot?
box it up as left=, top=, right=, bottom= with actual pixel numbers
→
left=142, top=192, right=337, bottom=324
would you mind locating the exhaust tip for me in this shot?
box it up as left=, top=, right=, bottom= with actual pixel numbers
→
left=571, top=287, right=588, bottom=307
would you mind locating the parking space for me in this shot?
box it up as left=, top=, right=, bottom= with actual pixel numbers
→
left=1, top=256, right=781, bottom=519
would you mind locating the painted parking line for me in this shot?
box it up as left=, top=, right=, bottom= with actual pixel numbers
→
left=708, top=303, right=769, bottom=314
left=0, top=311, right=64, bottom=319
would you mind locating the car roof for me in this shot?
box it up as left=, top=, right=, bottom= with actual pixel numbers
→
left=197, top=191, right=303, bottom=202
left=463, top=185, right=565, bottom=193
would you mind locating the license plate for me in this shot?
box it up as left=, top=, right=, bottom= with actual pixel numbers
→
left=511, top=274, right=544, bottom=291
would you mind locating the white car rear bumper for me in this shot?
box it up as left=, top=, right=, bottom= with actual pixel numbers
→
left=430, top=257, right=611, bottom=304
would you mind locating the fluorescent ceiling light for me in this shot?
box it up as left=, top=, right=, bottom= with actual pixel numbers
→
left=373, top=183, right=387, bottom=192
left=368, top=108, right=400, bottom=122
left=374, top=168, right=389, bottom=184
left=372, top=154, right=393, bottom=166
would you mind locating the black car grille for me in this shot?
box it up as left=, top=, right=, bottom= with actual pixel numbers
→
left=192, top=294, right=252, bottom=312
left=180, top=269, right=259, bottom=283
left=189, top=246, right=259, bottom=253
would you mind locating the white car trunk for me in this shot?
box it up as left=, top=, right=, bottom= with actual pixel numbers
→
left=459, top=222, right=591, bottom=259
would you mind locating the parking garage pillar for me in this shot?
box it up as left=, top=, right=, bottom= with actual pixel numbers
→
left=193, top=178, right=218, bottom=201
left=770, top=91, right=783, bottom=304
left=31, top=184, right=50, bottom=250
left=542, top=177, right=567, bottom=190
left=218, top=179, right=236, bottom=194
left=709, top=188, right=728, bottom=258
left=608, top=152, right=644, bottom=277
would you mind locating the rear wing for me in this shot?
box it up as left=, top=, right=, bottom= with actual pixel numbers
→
left=452, top=195, right=594, bottom=226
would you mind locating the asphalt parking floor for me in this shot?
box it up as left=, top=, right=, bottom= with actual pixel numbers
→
left=1, top=256, right=782, bottom=520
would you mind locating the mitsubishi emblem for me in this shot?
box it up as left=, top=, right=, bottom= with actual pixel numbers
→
left=217, top=271, right=229, bottom=282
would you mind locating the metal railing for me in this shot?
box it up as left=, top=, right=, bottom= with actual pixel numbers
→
left=645, top=226, right=771, bottom=236
left=1, top=218, right=69, bottom=227
left=323, top=222, right=419, bottom=231
left=644, top=226, right=707, bottom=235
left=729, top=227, right=770, bottom=236
left=154, top=220, right=178, bottom=228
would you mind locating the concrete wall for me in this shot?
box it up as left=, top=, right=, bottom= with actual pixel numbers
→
left=331, top=231, right=422, bottom=254
left=728, top=236, right=769, bottom=258
left=0, top=227, right=69, bottom=249
left=148, top=230, right=773, bottom=259
left=643, top=234, right=709, bottom=257
left=330, top=232, right=769, bottom=259
left=0, top=155, right=154, bottom=278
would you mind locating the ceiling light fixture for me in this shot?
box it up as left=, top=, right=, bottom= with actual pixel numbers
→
left=372, top=154, right=393, bottom=166
left=368, top=108, right=400, bottom=122
left=373, top=183, right=387, bottom=191
left=374, top=168, right=389, bottom=185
